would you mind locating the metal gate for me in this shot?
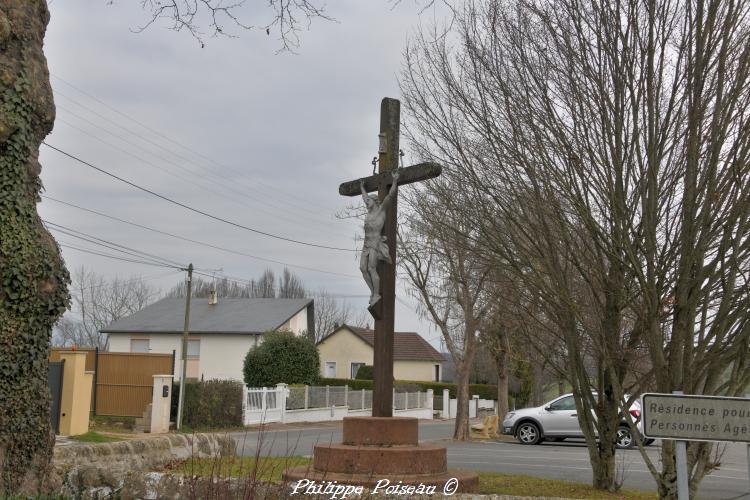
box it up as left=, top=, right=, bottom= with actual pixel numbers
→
left=48, top=360, right=65, bottom=434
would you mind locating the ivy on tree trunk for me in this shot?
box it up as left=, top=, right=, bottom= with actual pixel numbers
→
left=0, top=1, right=70, bottom=494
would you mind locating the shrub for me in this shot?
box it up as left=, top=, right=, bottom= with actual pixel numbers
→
left=172, top=379, right=244, bottom=429
left=354, top=365, right=374, bottom=380
left=243, top=331, right=320, bottom=387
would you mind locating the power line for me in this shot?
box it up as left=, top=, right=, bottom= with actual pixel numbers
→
left=42, top=142, right=356, bottom=253
left=42, top=195, right=359, bottom=279
left=58, top=242, right=181, bottom=269
left=50, top=74, right=347, bottom=216
left=53, top=106, right=356, bottom=237
left=68, top=270, right=182, bottom=293
left=45, top=220, right=186, bottom=269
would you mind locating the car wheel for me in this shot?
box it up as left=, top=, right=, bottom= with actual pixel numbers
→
left=616, top=426, right=634, bottom=449
left=517, top=422, right=541, bottom=445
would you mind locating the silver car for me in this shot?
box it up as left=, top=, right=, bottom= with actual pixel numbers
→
left=501, top=393, right=653, bottom=449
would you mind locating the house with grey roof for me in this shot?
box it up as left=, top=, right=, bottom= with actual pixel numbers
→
left=316, top=324, right=443, bottom=382
left=102, top=295, right=314, bottom=381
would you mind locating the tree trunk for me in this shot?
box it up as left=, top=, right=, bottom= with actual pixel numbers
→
left=496, top=339, right=509, bottom=421
left=453, top=365, right=471, bottom=440
left=531, top=357, right=544, bottom=406
left=0, top=1, right=70, bottom=494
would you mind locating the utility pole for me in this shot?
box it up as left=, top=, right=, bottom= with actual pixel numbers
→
left=176, top=263, right=193, bottom=430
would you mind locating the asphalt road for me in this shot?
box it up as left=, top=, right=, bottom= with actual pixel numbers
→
left=230, top=421, right=750, bottom=499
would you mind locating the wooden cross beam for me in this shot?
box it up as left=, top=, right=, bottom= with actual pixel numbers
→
left=338, top=98, right=442, bottom=417
left=338, top=162, right=442, bottom=197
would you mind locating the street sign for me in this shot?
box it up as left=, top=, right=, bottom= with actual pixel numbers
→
left=641, top=393, right=750, bottom=443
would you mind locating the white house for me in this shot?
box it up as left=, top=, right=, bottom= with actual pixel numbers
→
left=103, top=295, right=314, bottom=381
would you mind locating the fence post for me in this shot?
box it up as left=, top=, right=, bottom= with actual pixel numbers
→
left=442, top=389, right=450, bottom=419
left=92, top=347, right=99, bottom=416
left=361, top=389, right=365, bottom=410
left=393, top=387, right=396, bottom=411
left=242, top=386, right=248, bottom=426
left=405, top=392, right=409, bottom=410
left=326, top=385, right=330, bottom=407
left=344, top=385, right=349, bottom=408
left=277, top=383, right=288, bottom=424
left=304, top=385, right=309, bottom=410
left=261, top=387, right=267, bottom=414
left=427, top=389, right=433, bottom=411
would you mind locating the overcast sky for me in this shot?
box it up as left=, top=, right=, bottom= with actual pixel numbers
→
left=40, top=1, right=446, bottom=347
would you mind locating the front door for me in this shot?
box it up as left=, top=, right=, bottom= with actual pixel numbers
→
left=540, top=395, right=582, bottom=436
left=48, top=361, right=64, bottom=434
left=325, top=361, right=336, bottom=378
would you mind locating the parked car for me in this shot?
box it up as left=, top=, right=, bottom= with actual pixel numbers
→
left=501, top=393, right=654, bottom=449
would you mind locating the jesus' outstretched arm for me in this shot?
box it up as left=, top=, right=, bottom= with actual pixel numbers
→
left=381, top=169, right=400, bottom=207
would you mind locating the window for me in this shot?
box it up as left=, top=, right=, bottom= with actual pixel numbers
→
left=351, top=362, right=365, bottom=379
left=187, top=339, right=200, bottom=358
left=130, top=339, right=149, bottom=353
left=434, top=364, right=441, bottom=382
left=325, top=362, right=337, bottom=378
left=548, top=396, right=576, bottom=411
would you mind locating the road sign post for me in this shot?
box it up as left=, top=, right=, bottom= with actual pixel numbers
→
left=641, top=392, right=750, bottom=500
left=673, top=391, right=689, bottom=500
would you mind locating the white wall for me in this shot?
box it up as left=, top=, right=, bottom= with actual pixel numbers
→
left=278, top=307, right=308, bottom=335
left=107, top=332, right=258, bottom=381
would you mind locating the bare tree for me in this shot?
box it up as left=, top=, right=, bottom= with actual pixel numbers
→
left=311, top=289, right=369, bottom=342
left=0, top=2, right=335, bottom=492
left=399, top=175, right=492, bottom=440
left=400, top=0, right=750, bottom=496
left=53, top=267, right=160, bottom=349
left=253, top=269, right=277, bottom=298
left=278, top=268, right=306, bottom=298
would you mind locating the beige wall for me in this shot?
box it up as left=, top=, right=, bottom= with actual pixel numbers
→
left=57, top=351, right=93, bottom=436
left=108, top=333, right=258, bottom=382
left=394, top=360, right=440, bottom=382
left=317, top=328, right=441, bottom=382
left=317, top=328, right=373, bottom=379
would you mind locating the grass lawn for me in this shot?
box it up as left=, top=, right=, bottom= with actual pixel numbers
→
left=168, top=456, right=656, bottom=498
left=69, top=431, right=124, bottom=443
left=167, top=456, right=311, bottom=482
left=89, top=415, right=135, bottom=434
left=478, top=472, right=656, bottom=499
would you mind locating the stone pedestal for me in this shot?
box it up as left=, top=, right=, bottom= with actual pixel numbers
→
left=283, top=416, right=478, bottom=492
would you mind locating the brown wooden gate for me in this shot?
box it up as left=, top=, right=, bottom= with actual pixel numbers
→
left=94, top=352, right=174, bottom=417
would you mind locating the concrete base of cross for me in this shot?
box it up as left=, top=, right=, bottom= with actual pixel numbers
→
left=283, top=416, right=478, bottom=493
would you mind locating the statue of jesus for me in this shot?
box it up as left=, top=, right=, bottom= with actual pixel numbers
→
left=360, top=169, right=400, bottom=306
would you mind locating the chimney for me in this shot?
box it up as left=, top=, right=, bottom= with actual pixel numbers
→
left=208, top=289, right=218, bottom=305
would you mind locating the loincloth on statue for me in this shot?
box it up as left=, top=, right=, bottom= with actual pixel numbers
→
left=362, top=235, right=392, bottom=265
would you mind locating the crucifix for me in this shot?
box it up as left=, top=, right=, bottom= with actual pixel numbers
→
left=339, top=98, right=441, bottom=417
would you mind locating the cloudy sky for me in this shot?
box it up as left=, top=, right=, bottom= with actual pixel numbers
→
left=39, top=0, right=446, bottom=346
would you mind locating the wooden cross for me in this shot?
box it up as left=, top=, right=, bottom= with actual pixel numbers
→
left=339, top=98, right=441, bottom=417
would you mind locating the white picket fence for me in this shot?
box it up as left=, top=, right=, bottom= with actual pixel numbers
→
left=243, top=384, right=433, bottom=425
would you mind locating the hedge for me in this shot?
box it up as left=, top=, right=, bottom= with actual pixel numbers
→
left=354, top=365, right=374, bottom=380
left=170, top=379, right=244, bottom=429
left=318, top=377, right=501, bottom=400
left=244, top=331, right=319, bottom=387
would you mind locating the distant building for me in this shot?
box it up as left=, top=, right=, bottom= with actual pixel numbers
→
left=317, top=324, right=443, bottom=382
left=440, top=352, right=456, bottom=383
left=103, top=296, right=314, bottom=381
